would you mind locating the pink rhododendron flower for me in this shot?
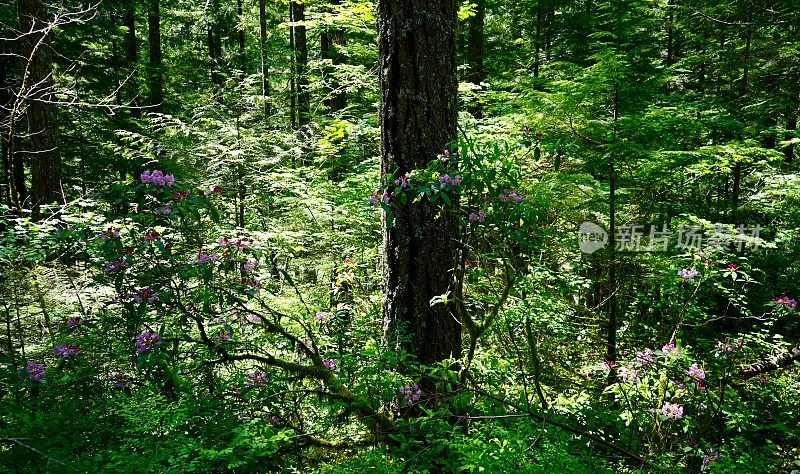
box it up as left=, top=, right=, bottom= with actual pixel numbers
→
left=678, top=268, right=698, bottom=279
left=773, top=295, right=797, bottom=309
left=686, top=363, right=705, bottom=381
left=661, top=402, right=683, bottom=420
left=26, top=361, right=45, bottom=381
left=136, top=330, right=161, bottom=353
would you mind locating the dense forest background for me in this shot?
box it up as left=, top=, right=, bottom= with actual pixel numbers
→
left=1, top=0, right=800, bottom=472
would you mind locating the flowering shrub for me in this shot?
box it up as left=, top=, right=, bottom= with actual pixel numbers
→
left=53, top=343, right=80, bottom=358
left=135, top=330, right=161, bottom=354
left=25, top=361, right=46, bottom=381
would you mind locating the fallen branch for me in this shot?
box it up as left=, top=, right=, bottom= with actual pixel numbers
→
left=739, top=344, right=800, bottom=378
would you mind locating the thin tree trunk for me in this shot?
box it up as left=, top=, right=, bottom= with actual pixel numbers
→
left=18, top=0, right=63, bottom=208
left=237, top=0, right=245, bottom=73
left=666, top=0, right=674, bottom=65
left=785, top=114, right=796, bottom=163
left=379, top=0, right=461, bottom=365
left=0, top=46, right=10, bottom=207
left=288, top=2, right=297, bottom=129
left=123, top=3, right=139, bottom=115
left=321, top=0, right=346, bottom=112
left=467, top=0, right=485, bottom=117
left=148, top=0, right=163, bottom=110
left=290, top=0, right=309, bottom=126
left=533, top=0, right=542, bottom=78
left=259, top=0, right=270, bottom=120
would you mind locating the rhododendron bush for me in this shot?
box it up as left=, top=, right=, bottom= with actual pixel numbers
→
left=1, top=140, right=799, bottom=473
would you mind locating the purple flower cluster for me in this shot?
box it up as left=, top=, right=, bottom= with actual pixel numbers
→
left=702, top=449, right=719, bottom=467
left=104, top=258, right=128, bottom=272
left=140, top=169, right=175, bottom=187
left=109, top=372, right=134, bottom=388
left=197, top=252, right=218, bottom=264
left=438, top=174, right=462, bottom=187
left=243, top=258, right=257, bottom=272
left=394, top=172, right=411, bottom=188
left=468, top=209, right=487, bottom=223
left=144, top=229, right=160, bottom=241
left=154, top=206, right=172, bottom=216
left=636, top=348, right=655, bottom=364
left=686, top=363, right=705, bottom=381
left=678, top=268, right=698, bottom=279
left=132, top=287, right=158, bottom=304
left=315, top=311, right=329, bottom=322
left=323, top=358, right=337, bottom=370
left=661, top=402, right=683, bottom=420
left=368, top=190, right=390, bottom=206
left=245, top=371, right=267, bottom=387
left=662, top=341, right=678, bottom=356
left=135, top=330, right=161, bottom=353
left=54, top=342, right=80, bottom=358
left=216, top=330, right=232, bottom=343
left=773, top=295, right=798, bottom=309
left=217, top=236, right=252, bottom=249
left=618, top=366, right=640, bottom=382
left=498, top=188, right=525, bottom=202
left=401, top=383, right=422, bottom=405
left=98, top=227, right=120, bottom=241
left=717, top=337, right=743, bottom=352
left=66, top=316, right=81, bottom=329
left=26, top=361, right=45, bottom=381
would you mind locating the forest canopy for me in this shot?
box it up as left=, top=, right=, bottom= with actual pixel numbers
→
left=1, top=0, right=800, bottom=472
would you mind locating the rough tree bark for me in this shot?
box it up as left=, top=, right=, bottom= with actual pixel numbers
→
left=467, top=0, right=485, bottom=118
left=258, top=0, right=270, bottom=120
left=321, top=0, right=346, bottom=112
left=290, top=0, right=309, bottom=126
left=18, top=0, right=63, bottom=207
left=379, top=0, right=461, bottom=365
left=785, top=114, right=796, bottom=163
left=0, top=40, right=11, bottom=207
left=740, top=345, right=800, bottom=378
left=207, top=1, right=222, bottom=92
left=122, top=2, right=139, bottom=114
left=147, top=0, right=163, bottom=110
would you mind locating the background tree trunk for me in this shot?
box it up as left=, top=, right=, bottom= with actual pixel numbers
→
left=467, top=0, right=485, bottom=117
left=321, top=0, right=346, bottom=112
left=0, top=40, right=11, bottom=207
left=147, top=0, right=163, bottom=110
left=18, top=0, right=63, bottom=207
left=258, top=0, right=270, bottom=121
left=378, top=0, right=461, bottom=365
left=290, top=0, right=309, bottom=126
left=123, top=2, right=139, bottom=115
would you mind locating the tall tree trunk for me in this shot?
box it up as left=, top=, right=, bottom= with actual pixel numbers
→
left=378, top=0, right=461, bottom=365
left=666, top=0, right=674, bottom=66
left=148, top=0, right=163, bottom=110
left=533, top=0, right=541, bottom=78
left=467, top=0, right=485, bottom=117
left=607, top=83, right=619, bottom=365
left=321, top=0, right=347, bottom=112
left=258, top=0, right=270, bottom=120
left=0, top=42, right=11, bottom=207
left=785, top=114, right=796, bottom=163
left=290, top=0, right=309, bottom=126
left=237, top=0, right=245, bottom=73
left=18, top=0, right=63, bottom=207
left=123, top=3, right=139, bottom=114
left=288, top=2, right=297, bottom=129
